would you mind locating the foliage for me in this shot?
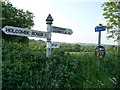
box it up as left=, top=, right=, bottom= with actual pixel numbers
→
left=101, top=2, right=120, bottom=40
left=2, top=0, right=35, bottom=43
left=2, top=1, right=34, bottom=28
left=2, top=40, right=119, bottom=88
left=61, top=44, right=96, bottom=52
left=2, top=41, right=46, bottom=88
left=29, top=40, right=46, bottom=50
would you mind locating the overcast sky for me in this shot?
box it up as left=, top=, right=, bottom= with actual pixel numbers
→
left=9, top=0, right=118, bottom=45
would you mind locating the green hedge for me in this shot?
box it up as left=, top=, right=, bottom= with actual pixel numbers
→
left=2, top=41, right=46, bottom=88
left=2, top=41, right=119, bottom=88
left=2, top=41, right=83, bottom=88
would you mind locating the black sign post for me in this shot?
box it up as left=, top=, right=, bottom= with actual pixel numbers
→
left=95, top=24, right=106, bottom=61
left=98, top=31, right=101, bottom=46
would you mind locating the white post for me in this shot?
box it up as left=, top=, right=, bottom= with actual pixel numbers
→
left=46, top=24, right=51, bottom=57
left=46, top=14, right=53, bottom=58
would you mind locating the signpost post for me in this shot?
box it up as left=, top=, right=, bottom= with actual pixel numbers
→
left=95, top=24, right=106, bottom=61
left=46, top=14, right=53, bottom=58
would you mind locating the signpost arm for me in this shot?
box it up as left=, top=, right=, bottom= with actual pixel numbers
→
left=46, top=14, right=53, bottom=58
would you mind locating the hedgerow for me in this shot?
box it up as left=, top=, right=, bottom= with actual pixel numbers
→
left=2, top=41, right=119, bottom=88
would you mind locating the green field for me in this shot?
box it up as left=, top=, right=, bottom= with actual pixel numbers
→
left=2, top=41, right=120, bottom=88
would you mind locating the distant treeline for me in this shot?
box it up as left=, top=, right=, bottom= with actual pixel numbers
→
left=29, top=39, right=118, bottom=52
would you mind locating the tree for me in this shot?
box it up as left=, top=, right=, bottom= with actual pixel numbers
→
left=2, top=1, right=35, bottom=43
left=73, top=44, right=81, bottom=52
left=101, top=1, right=120, bottom=41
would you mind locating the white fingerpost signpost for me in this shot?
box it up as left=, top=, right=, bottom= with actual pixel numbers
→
left=2, top=14, right=73, bottom=58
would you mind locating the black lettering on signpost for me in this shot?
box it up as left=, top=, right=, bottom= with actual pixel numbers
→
left=32, top=31, right=44, bottom=37
left=38, top=32, right=43, bottom=37
left=32, top=32, right=36, bottom=36
left=5, top=28, right=9, bottom=32
left=68, top=32, right=71, bottom=35
left=15, top=29, right=19, bottom=33
left=5, top=28, right=29, bottom=35
left=22, top=30, right=29, bottom=35
left=6, top=28, right=14, bottom=33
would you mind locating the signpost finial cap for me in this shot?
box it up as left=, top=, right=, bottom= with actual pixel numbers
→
left=99, top=24, right=103, bottom=26
left=46, top=14, right=53, bottom=24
